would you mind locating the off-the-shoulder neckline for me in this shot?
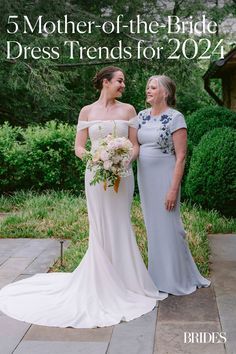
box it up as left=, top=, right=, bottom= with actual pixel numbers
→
left=77, top=118, right=138, bottom=131
left=82, top=118, right=136, bottom=123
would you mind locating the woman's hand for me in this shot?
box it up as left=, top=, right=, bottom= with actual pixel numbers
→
left=165, top=127, right=187, bottom=211
left=165, top=189, right=178, bottom=211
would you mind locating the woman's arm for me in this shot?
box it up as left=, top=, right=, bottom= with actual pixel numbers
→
left=74, top=106, right=89, bottom=160
left=127, top=105, right=140, bottom=162
left=165, top=128, right=187, bottom=211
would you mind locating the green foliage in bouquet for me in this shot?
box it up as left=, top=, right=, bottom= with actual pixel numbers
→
left=85, top=160, right=118, bottom=189
left=185, top=127, right=236, bottom=217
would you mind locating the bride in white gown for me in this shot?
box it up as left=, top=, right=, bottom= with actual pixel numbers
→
left=0, top=66, right=167, bottom=328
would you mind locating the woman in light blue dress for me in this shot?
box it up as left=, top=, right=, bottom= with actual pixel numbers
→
left=137, top=75, right=210, bottom=295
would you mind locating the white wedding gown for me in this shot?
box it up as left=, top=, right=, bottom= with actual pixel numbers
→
left=0, top=118, right=167, bottom=328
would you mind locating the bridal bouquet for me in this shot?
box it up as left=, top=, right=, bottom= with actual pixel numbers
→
left=84, top=134, right=133, bottom=193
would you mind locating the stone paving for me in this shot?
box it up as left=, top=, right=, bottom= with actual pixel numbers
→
left=0, top=235, right=235, bottom=354
left=209, top=234, right=236, bottom=354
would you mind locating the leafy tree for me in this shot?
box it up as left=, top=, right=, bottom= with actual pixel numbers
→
left=0, top=0, right=234, bottom=126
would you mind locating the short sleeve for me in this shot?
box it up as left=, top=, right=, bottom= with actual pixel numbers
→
left=170, top=112, right=187, bottom=134
left=137, top=111, right=142, bottom=122
left=128, top=116, right=139, bottom=129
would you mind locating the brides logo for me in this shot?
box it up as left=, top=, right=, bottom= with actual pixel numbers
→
left=184, top=332, right=227, bottom=344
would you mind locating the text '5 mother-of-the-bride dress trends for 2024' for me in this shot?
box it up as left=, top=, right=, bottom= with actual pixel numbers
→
left=0, top=117, right=168, bottom=329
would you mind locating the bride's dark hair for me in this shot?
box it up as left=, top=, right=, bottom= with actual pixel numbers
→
left=92, top=66, right=124, bottom=91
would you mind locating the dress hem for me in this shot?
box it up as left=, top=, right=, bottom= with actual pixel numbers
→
left=0, top=302, right=158, bottom=329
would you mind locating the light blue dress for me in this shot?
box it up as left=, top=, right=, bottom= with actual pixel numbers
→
left=137, top=107, right=210, bottom=295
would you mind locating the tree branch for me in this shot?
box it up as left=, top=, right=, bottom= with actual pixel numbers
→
left=48, top=59, right=133, bottom=68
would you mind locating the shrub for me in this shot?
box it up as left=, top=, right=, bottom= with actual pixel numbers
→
left=181, top=106, right=236, bottom=200
left=185, top=127, right=236, bottom=217
left=0, top=123, right=24, bottom=192
left=186, top=106, right=236, bottom=147
left=0, top=121, right=86, bottom=194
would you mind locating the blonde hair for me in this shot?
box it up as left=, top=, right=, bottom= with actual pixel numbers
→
left=147, top=75, right=176, bottom=107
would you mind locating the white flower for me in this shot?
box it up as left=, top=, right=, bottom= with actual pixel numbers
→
left=92, top=151, right=101, bottom=162
left=122, top=157, right=130, bottom=168
left=111, top=166, right=117, bottom=174
left=103, top=160, right=112, bottom=170
left=112, top=155, right=122, bottom=164
left=100, top=150, right=109, bottom=161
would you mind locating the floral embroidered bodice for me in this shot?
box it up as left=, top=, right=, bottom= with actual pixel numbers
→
left=137, top=108, right=187, bottom=156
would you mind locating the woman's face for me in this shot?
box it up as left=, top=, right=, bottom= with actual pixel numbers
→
left=104, top=71, right=125, bottom=98
left=146, top=79, right=167, bottom=105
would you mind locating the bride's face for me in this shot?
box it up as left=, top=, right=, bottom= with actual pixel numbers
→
left=104, top=71, right=125, bottom=98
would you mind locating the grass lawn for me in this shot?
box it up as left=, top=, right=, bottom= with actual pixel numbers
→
left=0, top=190, right=235, bottom=276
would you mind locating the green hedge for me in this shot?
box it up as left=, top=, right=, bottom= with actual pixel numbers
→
left=185, top=127, right=236, bottom=217
left=181, top=106, right=236, bottom=199
left=186, top=106, right=236, bottom=146
left=0, top=123, right=22, bottom=192
left=0, top=121, right=85, bottom=194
